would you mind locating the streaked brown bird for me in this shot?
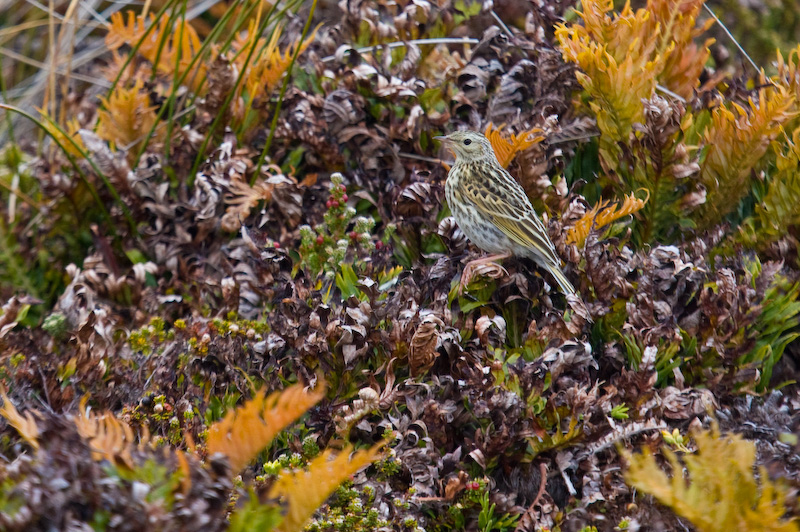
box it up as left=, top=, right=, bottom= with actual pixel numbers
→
left=435, top=130, right=577, bottom=297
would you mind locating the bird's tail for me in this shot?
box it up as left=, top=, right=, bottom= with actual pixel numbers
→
left=547, top=263, right=577, bottom=297
left=546, top=263, right=594, bottom=323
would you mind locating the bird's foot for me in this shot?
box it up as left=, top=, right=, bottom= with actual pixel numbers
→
left=458, top=253, right=512, bottom=295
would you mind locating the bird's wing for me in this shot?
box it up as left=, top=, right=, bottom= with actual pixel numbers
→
left=459, top=166, right=561, bottom=265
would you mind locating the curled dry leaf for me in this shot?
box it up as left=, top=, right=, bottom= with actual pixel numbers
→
left=410, top=314, right=445, bottom=377
left=438, top=216, right=468, bottom=253
left=395, top=182, right=436, bottom=218
left=334, top=387, right=380, bottom=437
left=475, top=314, right=506, bottom=347
left=469, top=261, right=508, bottom=282
left=660, top=386, right=717, bottom=420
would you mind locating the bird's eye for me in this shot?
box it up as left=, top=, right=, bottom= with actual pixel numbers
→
left=463, top=139, right=472, bottom=145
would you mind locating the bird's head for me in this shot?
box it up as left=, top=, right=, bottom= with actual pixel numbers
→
left=434, top=131, right=496, bottom=163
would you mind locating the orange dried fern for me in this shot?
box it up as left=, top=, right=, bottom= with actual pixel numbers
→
left=624, top=426, right=799, bottom=532
left=484, top=123, right=545, bottom=168
left=106, top=11, right=206, bottom=92
left=647, top=0, right=715, bottom=99
left=777, top=45, right=800, bottom=123
left=231, top=22, right=319, bottom=121
left=555, top=0, right=714, bottom=166
left=267, top=443, right=384, bottom=532
left=221, top=169, right=298, bottom=232
left=566, top=190, right=649, bottom=246
left=556, top=0, right=665, bottom=161
left=73, top=396, right=148, bottom=469
left=0, top=388, right=40, bottom=450
left=697, top=84, right=797, bottom=228
left=96, top=79, right=162, bottom=154
left=206, top=381, right=326, bottom=472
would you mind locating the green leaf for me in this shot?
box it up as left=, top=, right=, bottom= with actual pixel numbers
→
left=335, top=263, right=360, bottom=300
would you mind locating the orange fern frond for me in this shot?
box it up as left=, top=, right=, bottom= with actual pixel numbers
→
left=176, top=450, right=194, bottom=496
left=0, top=388, right=40, bottom=450
left=698, top=84, right=797, bottom=228
left=566, top=190, right=650, bottom=246
left=231, top=22, right=319, bottom=121
left=221, top=170, right=298, bottom=232
left=105, top=11, right=148, bottom=52
left=555, top=0, right=713, bottom=164
left=484, top=123, right=545, bottom=168
left=556, top=2, right=665, bottom=166
left=646, top=0, right=715, bottom=99
left=106, top=11, right=206, bottom=92
left=74, top=396, right=141, bottom=469
left=777, top=45, right=800, bottom=108
left=268, top=443, right=383, bottom=532
left=97, top=79, right=162, bottom=154
left=102, top=49, right=142, bottom=85
left=206, top=381, right=326, bottom=473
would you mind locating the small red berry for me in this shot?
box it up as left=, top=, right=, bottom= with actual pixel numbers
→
left=341, top=194, right=348, bottom=202
left=326, top=200, right=333, bottom=209
left=273, top=241, right=280, bottom=248
left=340, top=184, right=347, bottom=192
left=349, top=231, right=358, bottom=240
left=330, top=200, right=340, bottom=208
left=316, top=235, right=324, bottom=245
left=375, top=241, right=384, bottom=250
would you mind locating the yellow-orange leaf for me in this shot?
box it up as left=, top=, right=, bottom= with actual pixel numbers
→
left=106, top=11, right=206, bottom=92
left=268, top=443, right=383, bottom=532
left=777, top=44, right=800, bottom=108
left=0, top=388, right=39, bottom=450
left=484, top=123, right=545, bottom=168
left=206, top=381, right=326, bottom=473
left=97, top=79, right=161, bottom=154
left=231, top=22, right=320, bottom=122
left=646, top=0, right=715, bottom=99
left=74, top=396, right=140, bottom=469
left=554, top=0, right=714, bottom=165
left=105, top=11, right=148, bottom=51
left=699, top=84, right=797, bottom=228
left=566, top=190, right=649, bottom=246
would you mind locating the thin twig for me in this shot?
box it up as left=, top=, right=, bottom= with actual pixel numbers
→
left=321, top=37, right=479, bottom=63
left=0, top=47, right=112, bottom=88
left=0, top=178, right=43, bottom=211
left=490, top=10, right=515, bottom=39
left=398, top=151, right=449, bottom=165
left=702, top=4, right=761, bottom=75
left=656, top=84, right=686, bottom=103
left=515, top=462, right=548, bottom=532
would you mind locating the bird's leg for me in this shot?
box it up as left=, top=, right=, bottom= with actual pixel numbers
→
left=459, top=252, right=512, bottom=293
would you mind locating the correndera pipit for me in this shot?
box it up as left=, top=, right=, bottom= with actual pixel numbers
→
left=435, top=130, right=577, bottom=297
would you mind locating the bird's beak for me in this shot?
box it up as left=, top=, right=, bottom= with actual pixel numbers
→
left=433, top=135, right=449, bottom=143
